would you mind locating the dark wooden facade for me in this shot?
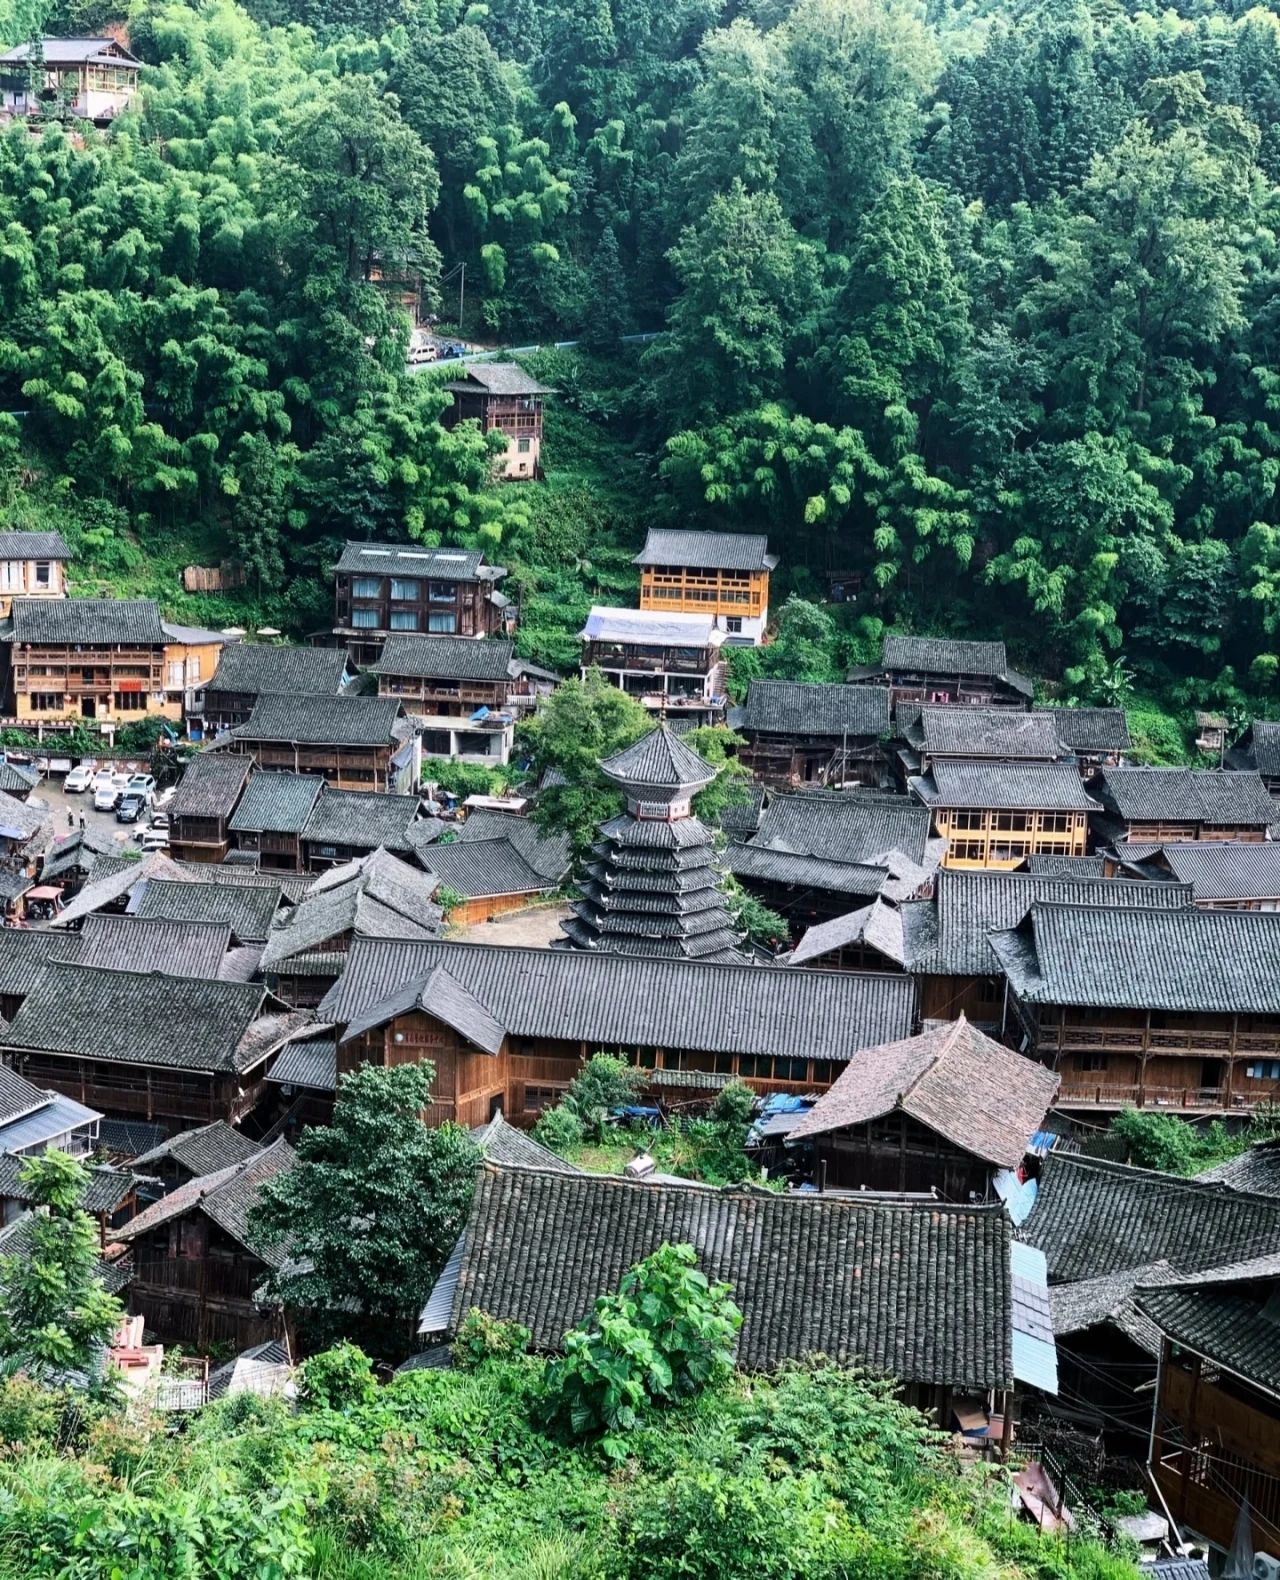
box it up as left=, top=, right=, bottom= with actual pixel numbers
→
left=335, top=565, right=505, bottom=666
left=233, top=827, right=305, bottom=872
left=738, top=731, right=884, bottom=789
left=1151, top=1343, right=1280, bottom=1552
left=375, top=670, right=527, bottom=719
left=8, top=1051, right=266, bottom=1133
left=169, top=812, right=234, bottom=865
left=341, top=1009, right=844, bottom=1131
left=1007, top=1001, right=1280, bottom=1114
left=127, top=1216, right=283, bottom=1352
left=231, top=737, right=398, bottom=794
left=808, top=1112, right=994, bottom=1200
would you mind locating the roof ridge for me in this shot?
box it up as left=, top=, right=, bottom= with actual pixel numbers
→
left=897, top=1014, right=967, bottom=1108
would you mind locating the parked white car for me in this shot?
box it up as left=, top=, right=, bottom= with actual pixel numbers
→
left=64, top=764, right=96, bottom=793
left=126, top=774, right=157, bottom=804
left=94, top=783, right=121, bottom=812
left=140, top=829, right=170, bottom=853
left=90, top=769, right=115, bottom=793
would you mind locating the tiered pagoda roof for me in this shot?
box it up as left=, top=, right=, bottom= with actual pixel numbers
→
left=559, top=727, right=744, bottom=962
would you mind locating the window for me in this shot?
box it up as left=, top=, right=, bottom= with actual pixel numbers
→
left=523, top=1085, right=564, bottom=1114
left=351, top=609, right=379, bottom=629
left=428, top=612, right=457, bottom=634
left=390, top=579, right=419, bottom=601
left=517, top=438, right=531, bottom=454
left=352, top=576, right=381, bottom=598
left=725, top=617, right=743, bottom=634
left=1245, top=1061, right=1280, bottom=1080
left=429, top=582, right=458, bottom=603
left=113, top=692, right=145, bottom=712
left=29, top=692, right=60, bottom=711
left=33, top=562, right=50, bottom=588
left=389, top=610, right=419, bottom=631
left=167, top=660, right=185, bottom=687
left=1079, top=1052, right=1108, bottom=1072
left=0, top=563, right=18, bottom=591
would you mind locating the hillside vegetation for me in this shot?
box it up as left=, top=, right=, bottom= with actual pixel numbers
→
left=0, top=0, right=1278, bottom=728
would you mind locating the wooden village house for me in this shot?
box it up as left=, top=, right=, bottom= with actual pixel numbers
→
left=909, top=762, right=1098, bottom=870
left=197, top=644, right=350, bottom=734
left=1, top=599, right=172, bottom=728
left=318, top=936, right=916, bottom=1129
left=0, top=36, right=141, bottom=123
left=1105, top=841, right=1280, bottom=910
left=579, top=606, right=727, bottom=723
left=633, top=528, right=777, bottom=645
left=371, top=634, right=546, bottom=765
left=228, top=773, right=324, bottom=872
left=167, top=754, right=253, bottom=864
left=900, top=868, right=1195, bottom=1026
left=0, top=963, right=316, bottom=1131
left=785, top=1016, right=1059, bottom=1199
left=230, top=694, right=420, bottom=794
left=1092, top=767, right=1275, bottom=845
left=113, top=1139, right=294, bottom=1352
left=128, top=1121, right=263, bottom=1198
left=333, top=541, right=511, bottom=666
left=300, top=788, right=428, bottom=870
left=0, top=530, right=70, bottom=618
left=441, top=363, right=553, bottom=481
left=849, top=635, right=1034, bottom=708
left=411, top=810, right=570, bottom=926
left=733, top=679, right=891, bottom=787
left=988, top=903, right=1280, bottom=1113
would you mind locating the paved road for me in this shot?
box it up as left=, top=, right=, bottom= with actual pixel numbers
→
left=452, top=903, right=570, bottom=949
left=33, top=775, right=163, bottom=853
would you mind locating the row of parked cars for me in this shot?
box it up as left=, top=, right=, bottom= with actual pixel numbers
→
left=64, top=764, right=170, bottom=831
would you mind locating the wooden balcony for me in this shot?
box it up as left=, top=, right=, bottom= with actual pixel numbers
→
left=1045, top=1023, right=1280, bottom=1057
left=1054, top=1081, right=1244, bottom=1112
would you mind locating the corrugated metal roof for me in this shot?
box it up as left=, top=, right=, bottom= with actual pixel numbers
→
left=1009, top=1240, right=1058, bottom=1394
left=0, top=1090, right=98, bottom=1154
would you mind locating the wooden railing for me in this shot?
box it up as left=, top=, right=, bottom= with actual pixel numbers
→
left=1055, top=1081, right=1253, bottom=1112
left=1049, top=1024, right=1280, bottom=1057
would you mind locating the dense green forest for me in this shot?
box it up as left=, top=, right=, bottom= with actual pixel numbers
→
left=3, top=0, right=1280, bottom=714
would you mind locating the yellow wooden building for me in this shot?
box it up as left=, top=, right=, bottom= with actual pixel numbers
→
left=633, top=528, right=776, bottom=645
left=911, top=761, right=1097, bottom=870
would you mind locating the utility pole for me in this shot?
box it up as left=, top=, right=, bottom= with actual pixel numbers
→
left=458, top=261, right=465, bottom=341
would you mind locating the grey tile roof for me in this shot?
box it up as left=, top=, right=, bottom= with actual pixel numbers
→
left=724, top=844, right=907, bottom=899
left=131, top=877, right=283, bottom=944
left=1250, top=718, right=1280, bottom=779
left=423, top=839, right=557, bottom=900
left=95, top=1118, right=168, bottom=1158
left=114, top=1138, right=295, bottom=1265
left=789, top=1016, right=1059, bottom=1166
left=1136, top=1261, right=1280, bottom=1395
left=205, top=644, right=348, bottom=699
left=229, top=772, right=323, bottom=835
left=9, top=598, right=165, bottom=646
left=0, top=760, right=38, bottom=795
left=169, top=754, right=251, bottom=820
left=745, top=789, right=932, bottom=866
left=1049, top=1261, right=1180, bottom=1355
left=1025, top=855, right=1107, bottom=876
left=1034, top=707, right=1131, bottom=753
left=470, top=1112, right=582, bottom=1173
left=433, top=1166, right=1014, bottom=1389
left=322, top=938, right=916, bottom=1065
left=1097, top=767, right=1275, bottom=826
left=445, top=362, right=552, bottom=396
left=0, top=530, right=71, bottom=561
left=1, top=38, right=141, bottom=67
left=901, top=869, right=1193, bottom=978
left=737, top=680, right=890, bottom=739
left=1, top=962, right=271, bottom=1073
left=173, top=861, right=310, bottom=903
left=344, top=961, right=508, bottom=1051
left=266, top=1036, right=336, bottom=1091
left=915, top=708, right=1062, bottom=760
left=882, top=635, right=1015, bottom=680
left=600, top=726, right=717, bottom=792
left=912, top=761, right=1098, bottom=812
left=0, top=1064, right=58, bottom=1125
left=130, top=1120, right=261, bottom=1178
left=260, top=849, right=441, bottom=970
left=782, top=899, right=905, bottom=967
left=1151, top=841, right=1280, bottom=901
left=1019, top=1154, right=1280, bottom=1282
left=234, top=693, right=404, bottom=748
left=448, top=812, right=571, bottom=882
left=371, top=635, right=515, bottom=681
left=302, top=789, right=423, bottom=852
left=335, top=542, right=488, bottom=579
left=55, top=913, right=233, bottom=978
left=0, top=929, right=62, bottom=997
left=54, top=851, right=185, bottom=927
left=990, top=902, right=1280, bottom=1013
left=633, top=528, right=775, bottom=572
left=1197, top=1138, right=1280, bottom=1196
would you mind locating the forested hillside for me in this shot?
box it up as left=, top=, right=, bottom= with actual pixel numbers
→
left=2, top=0, right=1280, bottom=714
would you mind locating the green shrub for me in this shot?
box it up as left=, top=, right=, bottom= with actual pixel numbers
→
left=453, top=1309, right=532, bottom=1369
left=710, top=1081, right=756, bottom=1130
left=1111, top=1110, right=1207, bottom=1173
left=533, top=1102, right=586, bottom=1153
left=561, top=1053, right=646, bottom=1141
left=299, top=1343, right=377, bottom=1412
